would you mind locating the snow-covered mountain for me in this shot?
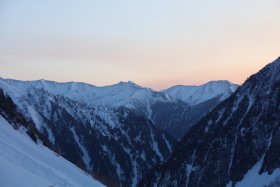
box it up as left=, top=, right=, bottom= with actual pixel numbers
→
left=0, top=79, right=174, bottom=113
left=0, top=78, right=237, bottom=110
left=0, top=77, right=238, bottom=186
left=0, top=115, right=104, bottom=187
left=0, top=83, right=174, bottom=187
left=0, top=78, right=237, bottom=139
left=139, top=57, right=280, bottom=187
left=163, top=80, right=238, bottom=105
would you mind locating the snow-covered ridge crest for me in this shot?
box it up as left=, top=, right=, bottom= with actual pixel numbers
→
left=0, top=79, right=167, bottom=108
left=163, top=80, right=239, bottom=105
left=0, top=78, right=238, bottom=139
left=0, top=78, right=238, bottom=108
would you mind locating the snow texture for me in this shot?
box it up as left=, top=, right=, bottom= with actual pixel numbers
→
left=0, top=116, right=104, bottom=187
left=70, top=127, right=91, bottom=171
left=227, top=158, right=280, bottom=187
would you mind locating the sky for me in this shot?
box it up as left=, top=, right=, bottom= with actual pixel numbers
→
left=0, top=0, right=280, bottom=90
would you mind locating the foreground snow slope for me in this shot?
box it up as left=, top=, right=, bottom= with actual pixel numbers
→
left=227, top=158, right=280, bottom=187
left=0, top=116, right=104, bottom=187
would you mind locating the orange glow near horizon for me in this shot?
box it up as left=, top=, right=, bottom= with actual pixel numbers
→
left=141, top=55, right=278, bottom=90
left=0, top=0, right=279, bottom=90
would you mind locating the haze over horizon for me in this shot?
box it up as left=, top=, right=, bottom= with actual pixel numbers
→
left=1, top=0, right=280, bottom=90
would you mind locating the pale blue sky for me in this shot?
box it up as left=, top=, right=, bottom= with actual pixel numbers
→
left=1, top=0, right=280, bottom=89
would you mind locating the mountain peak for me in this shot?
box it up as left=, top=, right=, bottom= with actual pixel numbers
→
left=164, top=80, right=238, bottom=105
left=244, top=57, right=280, bottom=86
left=262, top=56, right=280, bottom=69
left=271, top=56, right=280, bottom=68
left=116, top=81, right=141, bottom=88
left=118, top=80, right=136, bottom=85
left=204, top=80, right=233, bottom=86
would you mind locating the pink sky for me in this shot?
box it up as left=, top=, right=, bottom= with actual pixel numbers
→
left=0, top=0, right=280, bottom=90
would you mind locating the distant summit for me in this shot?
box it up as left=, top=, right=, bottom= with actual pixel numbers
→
left=163, top=80, right=239, bottom=105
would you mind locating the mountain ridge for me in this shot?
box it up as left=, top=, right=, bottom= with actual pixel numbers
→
left=163, top=80, right=238, bottom=105
left=0, top=78, right=238, bottom=140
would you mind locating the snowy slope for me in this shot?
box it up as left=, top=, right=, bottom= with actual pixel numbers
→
left=226, top=158, right=280, bottom=187
left=163, top=80, right=238, bottom=105
left=0, top=116, right=104, bottom=187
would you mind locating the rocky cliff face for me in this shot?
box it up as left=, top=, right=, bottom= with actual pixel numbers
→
left=139, top=57, right=280, bottom=187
